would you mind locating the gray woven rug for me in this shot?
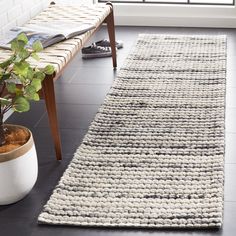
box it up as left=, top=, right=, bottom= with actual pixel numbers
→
left=38, top=34, right=226, bottom=228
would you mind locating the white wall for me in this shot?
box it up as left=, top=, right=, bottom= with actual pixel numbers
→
left=54, top=0, right=93, bottom=4
left=0, top=0, right=94, bottom=35
left=0, top=0, right=49, bottom=34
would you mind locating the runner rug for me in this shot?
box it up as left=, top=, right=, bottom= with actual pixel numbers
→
left=38, top=34, right=226, bottom=228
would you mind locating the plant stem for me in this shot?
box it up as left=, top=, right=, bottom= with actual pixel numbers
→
left=0, top=83, right=6, bottom=98
left=0, top=113, right=5, bottom=146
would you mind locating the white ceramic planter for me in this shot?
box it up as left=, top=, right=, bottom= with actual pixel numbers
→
left=0, top=125, right=38, bottom=205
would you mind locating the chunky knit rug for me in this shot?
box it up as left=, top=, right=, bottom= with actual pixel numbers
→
left=38, top=34, right=226, bottom=228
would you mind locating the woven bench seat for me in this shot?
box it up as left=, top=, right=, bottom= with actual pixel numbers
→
left=0, top=4, right=113, bottom=72
left=0, top=2, right=117, bottom=160
left=28, top=4, right=112, bottom=72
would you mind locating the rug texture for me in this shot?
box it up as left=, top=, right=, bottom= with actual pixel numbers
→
left=38, top=34, right=226, bottom=228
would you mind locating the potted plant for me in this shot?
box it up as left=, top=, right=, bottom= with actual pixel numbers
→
left=0, top=33, right=54, bottom=205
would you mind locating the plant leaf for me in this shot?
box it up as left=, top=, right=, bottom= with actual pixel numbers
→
left=17, top=33, right=28, bottom=44
left=17, top=48, right=30, bottom=60
left=43, top=65, right=54, bottom=75
left=34, top=71, right=45, bottom=81
left=13, top=61, right=29, bottom=77
left=0, top=56, right=14, bottom=69
left=32, top=41, right=43, bottom=52
left=13, top=97, right=30, bottom=112
left=25, top=85, right=36, bottom=98
left=26, top=67, right=34, bottom=81
left=11, top=40, right=26, bottom=52
left=31, top=52, right=40, bottom=61
left=32, top=93, right=40, bottom=101
left=1, top=73, right=11, bottom=81
left=31, top=78, right=42, bottom=91
left=6, top=82, right=16, bottom=93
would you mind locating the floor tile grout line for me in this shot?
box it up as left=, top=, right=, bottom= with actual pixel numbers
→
left=55, top=83, right=113, bottom=87
left=34, top=112, right=47, bottom=128
left=66, top=70, right=80, bottom=84
left=32, top=127, right=88, bottom=131
left=50, top=102, right=105, bottom=106
left=57, top=82, right=114, bottom=85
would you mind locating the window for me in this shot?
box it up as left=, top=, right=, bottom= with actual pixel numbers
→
left=99, top=0, right=234, bottom=5
left=99, top=0, right=236, bottom=28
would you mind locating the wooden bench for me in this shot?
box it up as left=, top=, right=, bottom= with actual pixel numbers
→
left=0, top=2, right=117, bottom=160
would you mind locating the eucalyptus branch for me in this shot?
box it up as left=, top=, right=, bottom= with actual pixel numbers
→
left=0, top=32, right=55, bottom=146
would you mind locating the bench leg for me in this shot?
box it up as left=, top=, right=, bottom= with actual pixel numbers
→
left=105, top=2, right=117, bottom=68
left=42, top=75, right=62, bottom=160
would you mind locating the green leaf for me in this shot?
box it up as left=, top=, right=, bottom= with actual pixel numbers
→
left=43, top=65, right=54, bottom=75
left=25, top=85, right=36, bottom=98
left=11, top=39, right=26, bottom=52
left=24, top=90, right=40, bottom=101
left=26, top=67, right=34, bottom=81
left=0, top=55, right=15, bottom=69
left=10, top=33, right=28, bottom=53
left=34, top=71, right=45, bottom=81
left=31, top=52, right=40, bottom=61
left=13, top=61, right=29, bottom=77
left=32, top=41, right=43, bottom=52
left=6, top=82, right=16, bottom=93
left=31, top=78, right=42, bottom=91
left=13, top=97, right=30, bottom=112
left=17, top=33, right=28, bottom=44
left=32, top=93, right=40, bottom=101
left=17, top=48, right=30, bottom=60
left=1, top=73, right=11, bottom=81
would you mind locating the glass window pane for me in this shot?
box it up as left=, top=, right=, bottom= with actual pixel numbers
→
left=99, top=0, right=143, bottom=2
left=190, top=0, right=233, bottom=3
left=99, top=0, right=234, bottom=4
left=147, top=0, right=187, bottom=2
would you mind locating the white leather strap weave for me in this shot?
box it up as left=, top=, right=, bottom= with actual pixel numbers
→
left=0, top=4, right=111, bottom=73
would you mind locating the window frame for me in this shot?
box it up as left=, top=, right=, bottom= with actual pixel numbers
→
left=99, top=0, right=234, bottom=6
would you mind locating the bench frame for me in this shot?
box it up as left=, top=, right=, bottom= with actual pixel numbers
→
left=41, top=2, right=116, bottom=160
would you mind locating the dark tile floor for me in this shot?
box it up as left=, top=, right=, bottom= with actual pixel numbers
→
left=0, top=26, right=236, bottom=236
